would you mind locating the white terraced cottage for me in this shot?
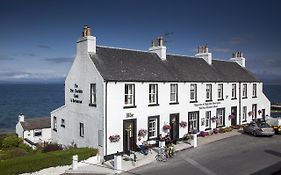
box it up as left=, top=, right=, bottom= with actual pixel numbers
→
left=51, top=25, right=270, bottom=159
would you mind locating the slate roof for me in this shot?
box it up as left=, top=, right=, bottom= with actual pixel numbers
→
left=20, top=117, right=51, bottom=130
left=90, top=46, right=259, bottom=82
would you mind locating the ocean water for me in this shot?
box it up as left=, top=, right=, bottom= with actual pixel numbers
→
left=0, top=84, right=64, bottom=132
left=0, top=84, right=280, bottom=132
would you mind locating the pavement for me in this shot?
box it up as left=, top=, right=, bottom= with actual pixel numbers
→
left=64, top=129, right=241, bottom=175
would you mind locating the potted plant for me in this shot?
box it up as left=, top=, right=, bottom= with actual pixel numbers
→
left=109, top=134, right=120, bottom=143
left=138, top=129, right=147, bottom=137
left=228, top=114, right=235, bottom=120
left=179, top=121, right=187, bottom=128
left=163, top=124, right=171, bottom=130
left=258, top=110, right=262, bottom=114
left=248, top=111, right=252, bottom=116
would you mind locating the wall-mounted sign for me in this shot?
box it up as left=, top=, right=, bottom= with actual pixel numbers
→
left=70, top=83, right=83, bottom=104
left=194, top=101, right=221, bottom=110
left=126, top=113, right=134, bottom=118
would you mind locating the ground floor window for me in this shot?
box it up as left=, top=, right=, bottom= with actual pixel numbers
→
left=242, top=106, right=247, bottom=122
left=34, top=129, right=42, bottom=137
left=216, top=108, right=225, bottom=127
left=148, top=116, right=159, bottom=139
left=80, top=122, right=84, bottom=137
left=205, top=111, right=211, bottom=128
left=188, top=111, right=199, bottom=132
left=53, top=116, right=57, bottom=131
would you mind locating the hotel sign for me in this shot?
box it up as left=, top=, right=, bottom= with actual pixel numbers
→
left=70, top=84, right=83, bottom=104
left=194, top=101, right=221, bottom=109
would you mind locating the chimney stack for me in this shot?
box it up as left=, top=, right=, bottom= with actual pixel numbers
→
left=76, top=25, right=96, bottom=55
left=230, top=51, right=245, bottom=67
left=18, top=113, right=24, bottom=122
left=195, top=44, right=212, bottom=65
left=149, top=36, right=166, bottom=61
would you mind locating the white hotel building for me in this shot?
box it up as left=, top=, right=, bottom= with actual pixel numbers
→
left=51, top=25, right=270, bottom=159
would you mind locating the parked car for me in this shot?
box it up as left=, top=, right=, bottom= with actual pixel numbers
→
left=243, top=121, right=275, bottom=137
left=266, top=117, right=281, bottom=134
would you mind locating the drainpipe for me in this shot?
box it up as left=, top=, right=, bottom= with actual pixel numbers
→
left=239, top=82, right=241, bottom=125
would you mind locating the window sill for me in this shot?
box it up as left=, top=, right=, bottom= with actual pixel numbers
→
left=80, top=136, right=84, bottom=138
left=252, top=96, right=257, bottom=98
left=190, top=100, right=198, bottom=103
left=205, top=128, right=211, bottom=131
left=89, top=103, right=97, bottom=107
left=169, top=102, right=179, bottom=105
left=205, top=100, right=212, bottom=102
left=53, top=129, right=57, bottom=132
left=216, top=125, right=225, bottom=128
left=242, top=97, right=248, bottom=99
left=123, top=105, right=137, bottom=109
left=231, top=98, right=237, bottom=100
left=148, top=104, right=159, bottom=107
left=242, top=120, right=247, bottom=123
left=147, top=137, right=158, bottom=141
left=218, top=99, right=224, bottom=101
left=61, top=125, right=65, bottom=128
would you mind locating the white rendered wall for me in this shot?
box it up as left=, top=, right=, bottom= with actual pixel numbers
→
left=16, top=122, right=24, bottom=138
left=51, top=38, right=104, bottom=156
left=23, top=128, right=51, bottom=143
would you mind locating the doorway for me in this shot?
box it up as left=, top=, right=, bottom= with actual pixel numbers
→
left=231, top=106, right=237, bottom=126
left=123, top=119, right=136, bottom=155
left=170, top=114, right=179, bottom=143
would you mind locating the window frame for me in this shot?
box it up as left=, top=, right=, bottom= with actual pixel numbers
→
left=61, top=118, right=65, bottom=128
left=53, top=116, right=57, bottom=132
left=242, top=84, right=247, bottom=99
left=80, top=122, right=84, bottom=137
left=252, top=83, right=257, bottom=98
left=205, top=111, right=211, bottom=129
left=147, top=115, right=160, bottom=140
left=242, top=106, right=247, bottom=122
left=89, top=83, right=96, bottom=107
left=34, top=129, right=42, bottom=137
left=218, top=84, right=224, bottom=100
left=188, top=111, right=199, bottom=133
left=190, top=84, right=197, bottom=103
left=206, top=84, right=212, bottom=101
left=170, top=84, right=178, bottom=104
left=124, top=84, right=135, bottom=108
left=216, top=108, right=225, bottom=127
left=231, top=84, right=237, bottom=99
left=148, top=84, right=158, bottom=106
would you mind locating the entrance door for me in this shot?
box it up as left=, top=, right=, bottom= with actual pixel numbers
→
left=231, top=106, right=237, bottom=126
left=123, top=119, right=136, bottom=155
left=170, top=114, right=179, bottom=143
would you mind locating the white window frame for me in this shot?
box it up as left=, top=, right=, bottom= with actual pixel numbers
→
left=80, top=122, right=84, bottom=137
left=253, top=83, right=257, bottom=97
left=190, top=84, right=197, bottom=102
left=218, top=84, right=223, bottom=100
left=242, top=84, right=247, bottom=98
left=61, top=118, right=65, bottom=127
left=232, top=84, right=237, bottom=99
left=242, top=106, right=247, bottom=122
left=188, top=112, right=199, bottom=132
left=170, top=84, right=178, bottom=103
left=148, top=116, right=158, bottom=139
left=206, top=84, right=212, bottom=101
left=34, top=129, right=42, bottom=137
left=90, top=83, right=96, bottom=106
left=217, top=108, right=225, bottom=127
left=149, top=84, right=158, bottom=105
left=124, top=84, right=135, bottom=106
left=205, top=111, right=211, bottom=128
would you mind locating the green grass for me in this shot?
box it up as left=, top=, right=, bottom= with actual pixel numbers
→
left=0, top=147, right=98, bottom=175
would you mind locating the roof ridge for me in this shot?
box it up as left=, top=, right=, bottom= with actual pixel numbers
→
left=97, top=45, right=150, bottom=54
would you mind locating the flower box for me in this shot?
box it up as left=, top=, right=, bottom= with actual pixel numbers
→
left=163, top=124, right=171, bottom=130
left=179, top=121, right=187, bottom=128
left=138, top=129, right=147, bottom=137
left=109, top=134, right=120, bottom=143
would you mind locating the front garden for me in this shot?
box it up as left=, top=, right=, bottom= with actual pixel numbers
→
left=0, top=133, right=98, bottom=175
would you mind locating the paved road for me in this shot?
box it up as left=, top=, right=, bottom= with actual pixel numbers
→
left=122, top=134, right=281, bottom=175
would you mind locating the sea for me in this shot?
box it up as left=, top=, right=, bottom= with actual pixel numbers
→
left=0, top=84, right=281, bottom=132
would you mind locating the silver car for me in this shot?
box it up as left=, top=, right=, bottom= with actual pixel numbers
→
left=243, top=121, right=275, bottom=137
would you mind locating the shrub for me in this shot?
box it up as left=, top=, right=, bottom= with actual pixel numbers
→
left=213, top=128, right=219, bottom=134
left=19, top=143, right=32, bottom=152
left=43, top=143, right=63, bottom=152
left=0, top=147, right=98, bottom=175
left=7, top=148, right=28, bottom=158
left=0, top=134, right=8, bottom=148
left=199, top=131, right=209, bottom=137
left=224, top=127, right=233, bottom=132
left=219, top=128, right=226, bottom=133
left=2, top=135, right=22, bottom=149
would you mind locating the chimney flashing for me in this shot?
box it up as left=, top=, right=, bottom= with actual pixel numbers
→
left=195, top=44, right=212, bottom=65
left=149, top=36, right=166, bottom=61
left=76, top=25, right=96, bottom=54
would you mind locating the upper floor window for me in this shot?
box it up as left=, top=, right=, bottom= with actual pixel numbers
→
left=242, top=84, right=247, bottom=98
left=90, top=83, right=96, bottom=106
left=170, top=84, right=178, bottom=103
left=253, top=83, right=257, bottom=97
left=232, top=84, right=237, bottom=99
left=61, top=119, right=65, bottom=128
left=190, top=84, right=197, bottom=102
left=124, top=84, right=135, bottom=107
left=206, top=84, right=212, bottom=101
left=149, top=84, right=158, bottom=105
left=218, top=84, right=223, bottom=100
left=80, top=122, right=84, bottom=137
left=53, top=116, right=57, bottom=131
left=34, top=129, right=42, bottom=137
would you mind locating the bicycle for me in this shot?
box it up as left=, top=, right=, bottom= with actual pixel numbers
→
left=155, top=147, right=168, bottom=162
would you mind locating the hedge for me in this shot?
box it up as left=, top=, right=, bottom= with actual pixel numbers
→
left=0, top=147, right=98, bottom=175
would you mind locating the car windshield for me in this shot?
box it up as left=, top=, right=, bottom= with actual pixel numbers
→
left=258, top=122, right=270, bottom=128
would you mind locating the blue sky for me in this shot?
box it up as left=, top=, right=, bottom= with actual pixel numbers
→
left=0, top=0, right=281, bottom=84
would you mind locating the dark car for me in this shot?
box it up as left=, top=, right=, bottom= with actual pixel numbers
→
left=243, top=121, right=275, bottom=137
